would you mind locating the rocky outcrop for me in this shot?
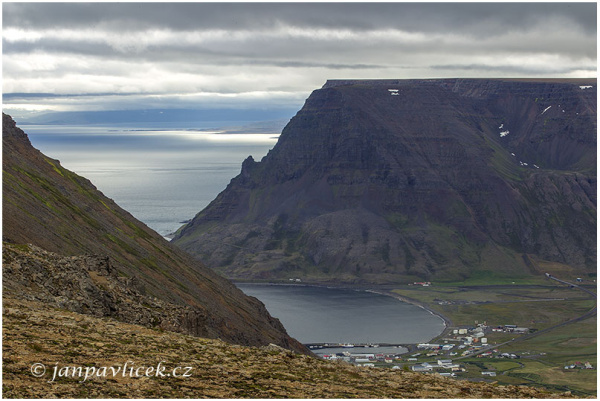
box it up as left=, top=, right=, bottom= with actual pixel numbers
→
left=2, top=113, right=306, bottom=353
left=3, top=243, right=234, bottom=340
left=3, top=297, right=576, bottom=398
left=173, top=79, right=596, bottom=283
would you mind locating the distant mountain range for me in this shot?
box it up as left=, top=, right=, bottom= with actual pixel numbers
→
left=11, top=108, right=298, bottom=126
left=2, top=113, right=306, bottom=353
left=173, top=79, right=597, bottom=284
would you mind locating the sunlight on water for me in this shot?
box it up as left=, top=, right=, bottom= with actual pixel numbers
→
left=25, top=123, right=279, bottom=236
left=102, top=129, right=280, bottom=143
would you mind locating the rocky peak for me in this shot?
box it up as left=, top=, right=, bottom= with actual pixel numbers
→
left=3, top=113, right=30, bottom=142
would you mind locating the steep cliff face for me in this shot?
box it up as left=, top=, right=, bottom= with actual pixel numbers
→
left=2, top=113, right=307, bottom=353
left=173, top=79, right=596, bottom=284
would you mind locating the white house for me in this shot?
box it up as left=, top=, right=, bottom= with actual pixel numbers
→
left=412, top=363, right=433, bottom=372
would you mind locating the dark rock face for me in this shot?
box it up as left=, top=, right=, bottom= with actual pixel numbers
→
left=173, top=79, right=596, bottom=283
left=2, top=113, right=307, bottom=354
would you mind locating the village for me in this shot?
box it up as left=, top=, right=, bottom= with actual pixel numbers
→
left=315, top=322, right=594, bottom=379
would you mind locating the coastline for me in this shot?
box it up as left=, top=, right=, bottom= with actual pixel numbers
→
left=364, top=288, right=455, bottom=348
left=233, top=280, right=451, bottom=348
left=364, top=289, right=452, bottom=337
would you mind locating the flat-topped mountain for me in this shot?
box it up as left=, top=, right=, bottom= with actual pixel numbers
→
left=2, top=113, right=306, bottom=353
left=173, top=79, right=596, bottom=284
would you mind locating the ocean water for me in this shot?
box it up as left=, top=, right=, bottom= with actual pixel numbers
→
left=237, top=284, right=445, bottom=344
left=24, top=122, right=280, bottom=237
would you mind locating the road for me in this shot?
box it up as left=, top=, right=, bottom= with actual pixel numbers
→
left=546, top=274, right=597, bottom=298
left=456, top=275, right=596, bottom=360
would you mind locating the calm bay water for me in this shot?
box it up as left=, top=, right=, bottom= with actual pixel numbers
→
left=237, top=284, right=445, bottom=344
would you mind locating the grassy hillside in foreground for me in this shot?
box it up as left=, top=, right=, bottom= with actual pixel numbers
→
left=2, top=296, right=578, bottom=399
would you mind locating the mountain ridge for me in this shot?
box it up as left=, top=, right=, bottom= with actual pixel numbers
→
left=173, top=79, right=596, bottom=284
left=2, top=113, right=307, bottom=353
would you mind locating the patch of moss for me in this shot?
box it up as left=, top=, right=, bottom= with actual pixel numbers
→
left=44, top=159, right=64, bottom=177
left=104, top=234, right=140, bottom=257
left=385, top=212, right=410, bottom=231
left=5, top=243, right=31, bottom=253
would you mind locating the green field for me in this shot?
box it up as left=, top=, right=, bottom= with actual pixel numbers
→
left=392, top=282, right=597, bottom=396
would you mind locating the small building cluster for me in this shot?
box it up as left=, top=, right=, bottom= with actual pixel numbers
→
left=490, top=325, right=531, bottom=334
left=314, top=319, right=561, bottom=380
left=411, top=359, right=463, bottom=375
left=321, top=352, right=404, bottom=366
left=412, top=323, right=534, bottom=360
left=445, top=323, right=532, bottom=357
left=409, top=281, right=431, bottom=287
left=564, top=361, right=594, bottom=370
left=477, top=351, right=519, bottom=359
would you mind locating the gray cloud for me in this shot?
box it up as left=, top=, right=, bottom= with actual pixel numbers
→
left=431, top=62, right=596, bottom=75
left=2, top=2, right=596, bottom=115
left=3, top=3, right=596, bottom=34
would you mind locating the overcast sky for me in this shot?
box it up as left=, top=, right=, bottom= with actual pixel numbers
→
left=2, top=2, right=597, bottom=118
